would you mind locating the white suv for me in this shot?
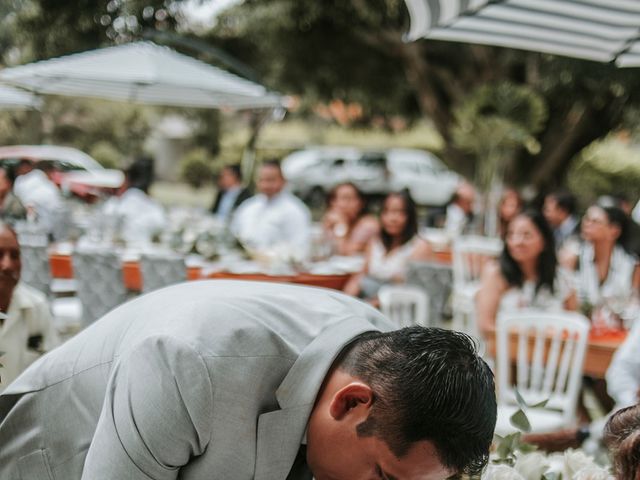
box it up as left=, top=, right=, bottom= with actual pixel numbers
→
left=282, top=146, right=459, bottom=207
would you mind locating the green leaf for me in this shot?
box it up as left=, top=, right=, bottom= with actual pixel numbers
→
left=510, top=409, right=532, bottom=432
left=531, top=399, right=549, bottom=408
left=514, top=388, right=528, bottom=409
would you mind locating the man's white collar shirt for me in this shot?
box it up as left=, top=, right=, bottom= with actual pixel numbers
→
left=0, top=283, right=59, bottom=392
left=102, top=188, right=167, bottom=245
left=231, top=191, right=311, bottom=256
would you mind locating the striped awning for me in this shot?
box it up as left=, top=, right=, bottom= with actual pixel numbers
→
left=404, top=0, right=640, bottom=67
left=0, top=84, right=42, bottom=110
left=0, top=42, right=284, bottom=109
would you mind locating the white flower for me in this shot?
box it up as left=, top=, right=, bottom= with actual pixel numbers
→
left=572, top=465, right=615, bottom=480
left=514, top=452, right=549, bottom=480
left=564, top=449, right=599, bottom=478
left=482, top=464, right=526, bottom=480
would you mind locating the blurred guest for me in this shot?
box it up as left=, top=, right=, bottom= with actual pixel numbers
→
left=343, top=191, right=431, bottom=303
left=0, top=166, right=26, bottom=225
left=497, top=188, right=522, bottom=239
left=543, top=190, right=579, bottom=250
left=602, top=193, right=640, bottom=259
left=0, top=223, right=58, bottom=392
left=13, top=159, right=63, bottom=236
left=102, top=156, right=167, bottom=245
left=444, top=180, right=476, bottom=237
left=603, top=404, right=640, bottom=480
left=322, top=182, right=379, bottom=256
left=607, top=320, right=640, bottom=410
left=210, top=164, right=251, bottom=222
left=565, top=205, right=640, bottom=313
left=231, top=160, right=311, bottom=255
left=477, top=210, right=577, bottom=335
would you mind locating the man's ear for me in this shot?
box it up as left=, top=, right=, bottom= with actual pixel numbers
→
left=328, top=382, right=373, bottom=420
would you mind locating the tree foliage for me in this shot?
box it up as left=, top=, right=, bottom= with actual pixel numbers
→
left=212, top=0, right=640, bottom=189
left=3, top=0, right=640, bottom=190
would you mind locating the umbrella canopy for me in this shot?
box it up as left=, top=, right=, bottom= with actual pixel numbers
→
left=403, top=0, right=640, bottom=67
left=0, top=41, right=283, bottom=109
left=0, top=84, right=42, bottom=110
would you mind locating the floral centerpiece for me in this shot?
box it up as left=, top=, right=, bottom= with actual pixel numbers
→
left=477, top=392, right=613, bottom=479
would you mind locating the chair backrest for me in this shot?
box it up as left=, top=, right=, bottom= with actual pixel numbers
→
left=139, top=252, right=187, bottom=293
left=72, top=249, right=127, bottom=325
left=452, top=235, right=503, bottom=289
left=16, top=225, right=51, bottom=295
left=378, top=285, right=430, bottom=328
left=496, top=310, right=590, bottom=423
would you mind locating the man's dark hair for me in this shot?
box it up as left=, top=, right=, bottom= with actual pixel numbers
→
left=603, top=403, right=640, bottom=480
left=380, top=190, right=417, bottom=252
left=500, top=209, right=557, bottom=294
left=261, top=159, right=283, bottom=176
left=548, top=191, right=576, bottom=216
left=0, top=165, right=16, bottom=185
left=223, top=164, right=242, bottom=182
left=337, top=327, right=496, bottom=477
left=126, top=156, right=154, bottom=193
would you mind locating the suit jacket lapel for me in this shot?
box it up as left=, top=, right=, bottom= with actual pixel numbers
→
left=254, top=316, right=380, bottom=480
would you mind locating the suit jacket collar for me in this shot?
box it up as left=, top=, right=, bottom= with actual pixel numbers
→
left=255, top=316, right=379, bottom=480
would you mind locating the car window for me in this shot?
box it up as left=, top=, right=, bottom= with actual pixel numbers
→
left=357, top=153, right=386, bottom=169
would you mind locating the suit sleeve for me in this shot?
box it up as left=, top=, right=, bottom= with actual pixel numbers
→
left=82, top=335, right=214, bottom=480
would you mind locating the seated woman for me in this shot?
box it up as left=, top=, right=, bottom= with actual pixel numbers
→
left=564, top=204, right=640, bottom=318
left=476, top=209, right=577, bottom=335
left=343, top=191, right=431, bottom=303
left=321, top=182, right=379, bottom=256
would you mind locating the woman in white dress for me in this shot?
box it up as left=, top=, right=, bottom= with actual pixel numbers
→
left=477, top=210, right=577, bottom=336
left=343, top=191, right=430, bottom=303
left=565, top=204, right=640, bottom=320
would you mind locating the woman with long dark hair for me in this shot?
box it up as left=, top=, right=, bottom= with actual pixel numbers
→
left=343, top=191, right=430, bottom=302
left=321, top=182, right=379, bottom=256
left=566, top=205, right=640, bottom=314
left=477, top=209, right=577, bottom=334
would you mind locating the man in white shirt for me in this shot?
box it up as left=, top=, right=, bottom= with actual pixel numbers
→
left=231, top=160, right=311, bottom=256
left=102, top=157, right=167, bottom=245
left=606, top=321, right=640, bottom=409
left=13, top=160, right=64, bottom=236
left=0, top=223, right=58, bottom=392
left=444, top=181, right=476, bottom=237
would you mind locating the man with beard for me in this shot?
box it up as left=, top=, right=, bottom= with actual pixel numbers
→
left=0, top=222, right=58, bottom=391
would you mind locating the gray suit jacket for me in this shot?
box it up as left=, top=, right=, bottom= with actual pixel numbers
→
left=0, top=280, right=391, bottom=480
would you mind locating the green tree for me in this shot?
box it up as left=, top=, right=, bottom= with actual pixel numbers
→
left=212, top=0, right=640, bottom=190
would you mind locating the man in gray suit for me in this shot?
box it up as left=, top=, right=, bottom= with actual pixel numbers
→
left=0, top=280, right=496, bottom=480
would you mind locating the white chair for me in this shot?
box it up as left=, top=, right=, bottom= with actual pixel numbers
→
left=139, top=252, right=187, bottom=293
left=494, top=310, right=590, bottom=435
left=378, top=285, right=430, bottom=328
left=72, top=249, right=128, bottom=326
left=451, top=235, right=502, bottom=336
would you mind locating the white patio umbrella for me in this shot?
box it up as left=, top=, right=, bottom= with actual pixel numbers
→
left=403, top=0, right=640, bottom=67
left=0, top=84, right=42, bottom=110
left=0, top=41, right=284, bottom=109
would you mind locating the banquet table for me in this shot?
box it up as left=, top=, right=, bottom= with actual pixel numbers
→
left=49, top=253, right=352, bottom=291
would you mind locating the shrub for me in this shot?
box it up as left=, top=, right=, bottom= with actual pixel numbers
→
left=89, top=141, right=122, bottom=169
left=568, top=137, right=640, bottom=208
left=180, top=148, right=214, bottom=188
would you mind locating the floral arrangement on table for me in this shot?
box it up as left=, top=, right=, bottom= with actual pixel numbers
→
left=477, top=392, right=613, bottom=480
left=162, top=211, right=242, bottom=260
